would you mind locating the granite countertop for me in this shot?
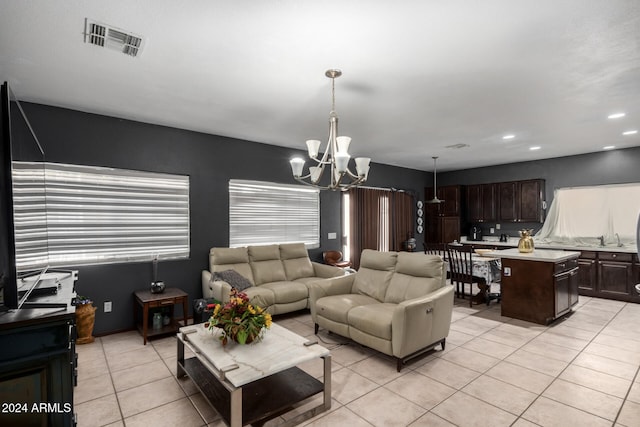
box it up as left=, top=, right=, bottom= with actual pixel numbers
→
left=486, top=247, right=581, bottom=262
left=460, top=236, right=638, bottom=255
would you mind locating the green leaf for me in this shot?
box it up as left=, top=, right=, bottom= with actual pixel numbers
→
left=237, top=329, right=248, bottom=344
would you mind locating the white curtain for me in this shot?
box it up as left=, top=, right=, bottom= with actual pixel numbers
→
left=536, top=183, right=640, bottom=246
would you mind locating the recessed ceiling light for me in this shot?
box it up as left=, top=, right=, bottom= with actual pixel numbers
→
left=603, top=145, right=616, bottom=150
left=529, top=146, right=541, bottom=151
left=502, top=134, right=515, bottom=140
left=607, top=112, right=626, bottom=119
left=622, top=130, right=638, bottom=136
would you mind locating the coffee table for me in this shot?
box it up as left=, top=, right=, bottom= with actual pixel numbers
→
left=177, top=323, right=331, bottom=427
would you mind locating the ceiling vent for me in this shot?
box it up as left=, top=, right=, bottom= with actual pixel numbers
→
left=445, top=143, right=470, bottom=150
left=84, top=19, right=144, bottom=57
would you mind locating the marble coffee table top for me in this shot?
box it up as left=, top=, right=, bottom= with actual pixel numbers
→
left=178, top=323, right=329, bottom=387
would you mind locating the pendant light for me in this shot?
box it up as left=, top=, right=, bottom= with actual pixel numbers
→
left=426, top=156, right=444, bottom=204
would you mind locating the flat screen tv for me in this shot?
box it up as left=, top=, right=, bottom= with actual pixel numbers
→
left=0, top=82, right=18, bottom=310
left=0, top=82, right=50, bottom=311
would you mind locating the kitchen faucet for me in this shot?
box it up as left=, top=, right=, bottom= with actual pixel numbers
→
left=598, top=235, right=605, bottom=247
left=615, top=233, right=623, bottom=247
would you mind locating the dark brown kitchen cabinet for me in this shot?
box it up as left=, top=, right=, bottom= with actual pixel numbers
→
left=576, top=251, right=640, bottom=302
left=598, top=252, right=634, bottom=298
left=497, top=179, right=545, bottom=223
left=501, top=255, right=579, bottom=325
left=577, top=251, right=597, bottom=294
left=466, top=183, right=496, bottom=222
left=424, top=185, right=461, bottom=244
left=425, top=215, right=460, bottom=244
left=426, top=185, right=461, bottom=217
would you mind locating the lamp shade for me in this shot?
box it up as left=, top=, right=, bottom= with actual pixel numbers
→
left=355, top=157, right=371, bottom=178
left=309, top=166, right=322, bottom=183
left=335, top=152, right=350, bottom=173
left=336, top=136, right=351, bottom=154
left=306, top=140, right=321, bottom=158
left=290, top=157, right=305, bottom=177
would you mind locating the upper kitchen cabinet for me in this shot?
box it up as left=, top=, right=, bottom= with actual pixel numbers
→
left=426, top=185, right=461, bottom=217
left=498, top=179, right=545, bottom=223
left=466, top=183, right=496, bottom=222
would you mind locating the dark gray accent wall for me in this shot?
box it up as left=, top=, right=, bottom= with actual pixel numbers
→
left=438, top=147, right=640, bottom=237
left=17, top=102, right=429, bottom=335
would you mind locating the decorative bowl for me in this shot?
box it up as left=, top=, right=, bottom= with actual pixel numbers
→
left=474, top=249, right=493, bottom=257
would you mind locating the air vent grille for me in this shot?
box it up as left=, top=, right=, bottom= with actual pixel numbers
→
left=85, top=19, right=143, bottom=57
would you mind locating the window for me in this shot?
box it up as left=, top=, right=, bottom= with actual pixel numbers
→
left=537, top=183, right=640, bottom=246
left=229, top=180, right=319, bottom=248
left=12, top=162, right=190, bottom=270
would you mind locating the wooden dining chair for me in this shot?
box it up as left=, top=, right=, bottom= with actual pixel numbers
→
left=446, top=244, right=487, bottom=307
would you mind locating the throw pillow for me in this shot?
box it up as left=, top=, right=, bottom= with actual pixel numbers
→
left=212, top=269, right=253, bottom=291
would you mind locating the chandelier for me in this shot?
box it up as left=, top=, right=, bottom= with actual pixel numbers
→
left=290, top=69, right=371, bottom=191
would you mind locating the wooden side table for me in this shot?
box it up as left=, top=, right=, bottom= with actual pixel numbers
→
left=133, top=287, right=188, bottom=345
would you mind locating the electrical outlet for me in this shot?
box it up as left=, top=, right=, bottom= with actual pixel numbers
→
left=490, top=227, right=495, bottom=234
left=496, top=223, right=501, bottom=230
left=328, top=232, right=337, bottom=239
left=104, top=301, right=112, bottom=313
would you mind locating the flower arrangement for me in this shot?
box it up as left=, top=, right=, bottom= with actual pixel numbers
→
left=206, top=288, right=272, bottom=345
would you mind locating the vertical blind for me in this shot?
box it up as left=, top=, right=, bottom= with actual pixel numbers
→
left=12, top=162, right=190, bottom=270
left=229, top=179, right=320, bottom=248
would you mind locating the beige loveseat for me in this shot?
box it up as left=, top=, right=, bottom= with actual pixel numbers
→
left=308, top=249, right=454, bottom=371
left=201, top=243, right=345, bottom=315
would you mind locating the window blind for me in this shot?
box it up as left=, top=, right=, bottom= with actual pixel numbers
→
left=12, top=162, right=190, bottom=270
left=229, top=180, right=320, bottom=248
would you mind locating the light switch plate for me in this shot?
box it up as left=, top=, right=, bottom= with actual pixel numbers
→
left=328, top=232, right=337, bottom=239
left=104, top=301, right=112, bottom=313
left=504, top=267, right=511, bottom=277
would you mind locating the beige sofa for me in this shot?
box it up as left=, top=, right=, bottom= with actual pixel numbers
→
left=201, top=243, right=345, bottom=315
left=308, top=249, right=454, bottom=371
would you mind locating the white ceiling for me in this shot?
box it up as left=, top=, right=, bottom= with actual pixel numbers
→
left=1, top=0, right=639, bottom=172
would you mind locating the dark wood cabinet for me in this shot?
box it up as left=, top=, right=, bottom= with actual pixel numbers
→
left=497, top=179, right=545, bottom=223
left=577, top=251, right=597, bottom=294
left=598, top=252, right=634, bottom=298
left=424, top=185, right=461, bottom=244
left=501, top=254, right=579, bottom=325
left=576, top=251, right=639, bottom=302
left=0, top=274, right=77, bottom=427
left=426, top=185, right=461, bottom=217
left=498, top=182, right=518, bottom=222
left=466, top=184, right=496, bottom=222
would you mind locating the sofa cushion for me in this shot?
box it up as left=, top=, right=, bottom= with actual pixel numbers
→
left=210, top=247, right=255, bottom=285
left=260, top=281, right=309, bottom=304
left=212, top=270, right=253, bottom=291
left=243, top=286, right=276, bottom=310
left=315, top=294, right=379, bottom=324
left=348, top=303, right=395, bottom=340
left=279, top=243, right=315, bottom=280
left=385, top=253, right=444, bottom=303
left=352, top=250, right=398, bottom=302
left=248, top=245, right=287, bottom=285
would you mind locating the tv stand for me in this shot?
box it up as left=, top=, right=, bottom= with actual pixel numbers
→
left=0, top=271, right=77, bottom=426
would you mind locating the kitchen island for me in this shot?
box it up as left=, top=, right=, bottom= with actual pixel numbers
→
left=488, top=248, right=581, bottom=325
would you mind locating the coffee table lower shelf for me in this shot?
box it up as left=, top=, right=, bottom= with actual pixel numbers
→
left=180, top=357, right=325, bottom=426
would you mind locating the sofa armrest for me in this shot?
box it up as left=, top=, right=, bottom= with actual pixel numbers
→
left=391, top=285, right=454, bottom=358
left=201, top=270, right=232, bottom=302
left=311, top=261, right=346, bottom=278
left=307, top=274, right=356, bottom=320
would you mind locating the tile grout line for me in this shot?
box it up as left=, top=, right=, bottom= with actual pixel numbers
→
left=510, top=299, right=628, bottom=426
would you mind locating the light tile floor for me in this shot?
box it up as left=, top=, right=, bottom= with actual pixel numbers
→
left=75, top=295, right=640, bottom=427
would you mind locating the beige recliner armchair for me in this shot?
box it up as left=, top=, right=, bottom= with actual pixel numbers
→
left=308, top=249, right=454, bottom=371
